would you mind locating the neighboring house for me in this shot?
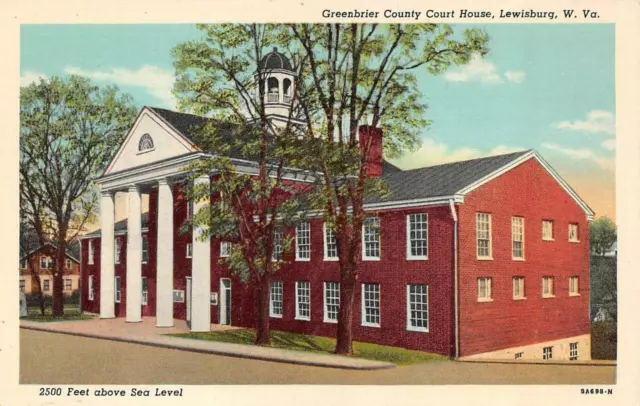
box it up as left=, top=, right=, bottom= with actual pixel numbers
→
left=20, top=242, right=81, bottom=295
left=80, top=49, right=594, bottom=361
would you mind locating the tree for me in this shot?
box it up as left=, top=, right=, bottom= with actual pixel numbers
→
left=279, top=24, right=490, bottom=355
left=590, top=217, right=617, bottom=322
left=20, top=76, right=137, bottom=317
left=590, top=216, right=617, bottom=256
left=172, top=24, right=312, bottom=345
left=19, top=220, right=46, bottom=315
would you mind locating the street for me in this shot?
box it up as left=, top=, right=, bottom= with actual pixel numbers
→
left=20, top=329, right=615, bottom=385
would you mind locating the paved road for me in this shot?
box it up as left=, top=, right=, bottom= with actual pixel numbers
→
left=20, top=329, right=615, bottom=385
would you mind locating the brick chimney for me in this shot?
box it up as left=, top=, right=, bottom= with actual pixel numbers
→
left=358, top=125, right=383, bottom=178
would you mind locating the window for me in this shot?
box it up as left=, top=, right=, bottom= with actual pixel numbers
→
left=406, top=284, right=429, bottom=332
left=21, top=259, right=28, bottom=270
left=542, top=277, right=554, bottom=298
left=142, top=277, right=148, bottom=306
left=295, top=281, right=311, bottom=321
left=269, top=281, right=283, bottom=318
left=114, top=276, right=121, bottom=303
left=142, top=236, right=149, bottom=264
left=20, top=280, right=25, bottom=292
left=512, top=217, right=524, bottom=259
left=569, top=276, right=580, bottom=296
left=569, top=342, right=578, bottom=360
left=186, top=243, right=193, bottom=259
left=186, top=200, right=193, bottom=220
left=295, top=222, right=310, bottom=261
left=513, top=277, right=525, bottom=300
left=66, top=259, right=72, bottom=269
left=40, top=256, right=48, bottom=269
left=273, top=229, right=283, bottom=261
left=114, top=239, right=121, bottom=264
left=323, top=223, right=338, bottom=260
left=88, top=240, right=94, bottom=265
left=542, top=220, right=554, bottom=241
left=43, top=279, right=50, bottom=292
left=361, top=283, right=380, bottom=327
left=407, top=213, right=428, bottom=259
left=477, top=277, right=492, bottom=302
left=220, top=242, right=230, bottom=258
left=568, top=223, right=579, bottom=242
left=64, top=278, right=72, bottom=291
left=362, top=217, right=380, bottom=260
left=138, top=133, right=154, bottom=151
left=173, top=290, right=185, bottom=303
left=514, top=352, right=523, bottom=359
left=88, top=276, right=95, bottom=300
left=324, top=282, right=340, bottom=323
left=476, top=213, right=492, bottom=259
left=543, top=346, right=553, bottom=360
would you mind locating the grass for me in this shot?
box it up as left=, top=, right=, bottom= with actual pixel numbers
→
left=22, top=304, right=95, bottom=322
left=591, top=320, right=617, bottom=360
left=169, top=329, right=448, bottom=365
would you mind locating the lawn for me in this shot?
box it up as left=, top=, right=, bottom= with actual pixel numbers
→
left=22, top=304, right=95, bottom=322
left=170, top=329, right=448, bottom=365
left=591, top=320, right=617, bottom=360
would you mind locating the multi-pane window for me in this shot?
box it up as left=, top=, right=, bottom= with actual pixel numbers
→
left=476, top=213, right=492, bottom=258
left=361, top=283, right=380, bottom=327
left=88, top=276, right=95, bottom=300
left=64, top=278, right=72, bottom=291
left=43, top=279, right=50, bottom=291
left=362, top=217, right=381, bottom=260
left=542, top=220, right=554, bottom=240
left=220, top=242, right=230, bottom=258
left=142, top=277, right=149, bottom=306
left=269, top=281, right=283, bottom=318
left=186, top=200, right=193, bottom=220
left=295, top=222, right=310, bottom=261
left=21, top=259, right=27, bottom=269
left=542, top=277, right=554, bottom=298
left=568, top=223, right=579, bottom=242
left=114, top=238, right=121, bottom=264
left=66, top=259, right=72, bottom=269
left=543, top=346, right=553, bottom=360
left=407, top=213, right=428, bottom=259
left=40, top=256, right=48, bottom=269
left=324, top=282, right=340, bottom=323
left=20, top=280, right=25, bottom=292
left=114, top=276, right=121, bottom=303
left=569, top=342, right=578, bottom=360
left=186, top=243, right=193, bottom=258
left=295, top=281, right=310, bottom=320
left=406, top=284, right=429, bottom=332
left=142, top=236, right=149, bottom=264
left=513, top=276, right=525, bottom=299
left=477, top=277, right=492, bottom=301
left=569, top=276, right=580, bottom=296
left=88, top=240, right=94, bottom=265
left=273, top=229, right=283, bottom=261
left=323, top=223, right=338, bottom=260
left=512, top=217, right=524, bottom=259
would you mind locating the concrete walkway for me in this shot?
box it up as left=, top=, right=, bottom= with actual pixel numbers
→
left=19, top=317, right=395, bottom=371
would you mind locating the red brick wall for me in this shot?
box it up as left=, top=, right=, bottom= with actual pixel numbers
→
left=81, top=237, right=101, bottom=314
left=457, top=157, right=590, bottom=356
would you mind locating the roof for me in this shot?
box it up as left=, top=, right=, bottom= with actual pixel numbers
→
left=20, top=241, right=82, bottom=263
left=259, top=47, right=293, bottom=72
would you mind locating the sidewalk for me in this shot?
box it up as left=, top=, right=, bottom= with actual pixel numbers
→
left=20, top=317, right=395, bottom=371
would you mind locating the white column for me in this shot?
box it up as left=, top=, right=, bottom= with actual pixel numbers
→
left=126, top=185, right=143, bottom=322
left=156, top=179, right=174, bottom=327
left=190, top=175, right=211, bottom=332
left=99, top=190, right=115, bottom=319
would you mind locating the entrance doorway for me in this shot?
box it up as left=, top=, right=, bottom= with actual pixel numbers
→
left=185, top=277, right=192, bottom=325
left=219, top=278, right=231, bottom=325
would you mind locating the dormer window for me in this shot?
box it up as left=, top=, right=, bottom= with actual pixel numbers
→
left=138, top=133, right=154, bottom=151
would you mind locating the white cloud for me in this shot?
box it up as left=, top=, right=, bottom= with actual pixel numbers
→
left=390, top=138, right=525, bottom=169
left=444, top=54, right=525, bottom=85
left=20, top=70, right=47, bottom=87
left=64, top=65, right=175, bottom=109
left=601, top=139, right=616, bottom=151
left=555, top=110, right=615, bottom=135
left=504, top=70, right=525, bottom=84
left=542, top=142, right=614, bottom=172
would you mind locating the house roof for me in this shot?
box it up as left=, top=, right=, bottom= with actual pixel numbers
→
left=20, top=241, right=82, bottom=263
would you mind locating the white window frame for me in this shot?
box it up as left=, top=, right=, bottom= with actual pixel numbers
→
left=323, top=223, right=338, bottom=261
left=361, top=283, right=381, bottom=327
left=568, top=223, right=580, bottom=242
left=220, top=242, right=230, bottom=258
left=476, top=213, right=492, bottom=260
left=20, top=279, right=26, bottom=292
left=40, top=256, right=48, bottom=269
left=66, top=258, right=72, bottom=270
left=114, top=276, right=121, bottom=303
left=511, top=217, right=525, bottom=260
left=543, top=346, right=553, bottom=360
left=406, top=213, right=428, bottom=260
left=186, top=243, right=193, bottom=259
left=186, top=200, right=194, bottom=220
left=21, top=259, right=28, bottom=270
left=569, top=342, right=578, bottom=360
left=362, top=217, right=381, bottom=261
left=43, top=279, right=50, bottom=292
left=269, top=280, right=283, bottom=318
left=114, top=238, right=121, bottom=264
left=88, top=240, right=94, bottom=265
left=542, top=276, right=555, bottom=298
left=477, top=277, right=493, bottom=302
left=513, top=276, right=525, bottom=300
left=406, top=284, right=429, bottom=332
left=141, top=236, right=149, bottom=264
left=272, top=229, right=283, bottom=262
left=295, top=281, right=311, bottom=321
left=569, top=276, right=580, bottom=296
left=542, top=220, right=554, bottom=241
left=88, top=275, right=95, bottom=301
left=295, top=222, right=311, bottom=261
left=142, top=276, right=149, bottom=306
left=64, top=278, right=72, bottom=291
left=323, top=282, right=340, bottom=323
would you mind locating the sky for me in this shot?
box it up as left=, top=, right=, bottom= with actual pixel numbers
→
left=20, top=24, right=616, bottom=220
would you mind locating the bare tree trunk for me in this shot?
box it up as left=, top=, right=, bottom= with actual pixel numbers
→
left=28, top=263, right=46, bottom=315
left=335, top=271, right=356, bottom=355
left=254, top=275, right=271, bottom=346
left=51, top=246, right=66, bottom=316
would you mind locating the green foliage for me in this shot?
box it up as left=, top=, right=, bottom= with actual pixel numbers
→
left=590, top=217, right=617, bottom=256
